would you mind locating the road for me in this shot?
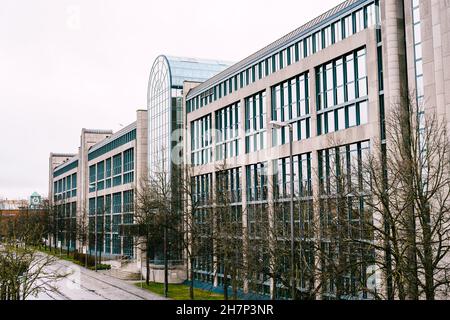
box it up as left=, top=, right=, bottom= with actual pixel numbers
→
left=27, top=256, right=165, bottom=300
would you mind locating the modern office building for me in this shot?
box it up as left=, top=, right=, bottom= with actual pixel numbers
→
left=48, top=110, right=148, bottom=258
left=183, top=0, right=450, bottom=299
left=47, top=56, right=231, bottom=278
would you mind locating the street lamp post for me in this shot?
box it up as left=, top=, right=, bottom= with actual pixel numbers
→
left=270, top=120, right=297, bottom=300
left=90, top=182, right=98, bottom=272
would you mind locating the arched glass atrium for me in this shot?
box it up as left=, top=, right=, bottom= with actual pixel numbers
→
left=147, top=55, right=232, bottom=176
left=147, top=55, right=231, bottom=262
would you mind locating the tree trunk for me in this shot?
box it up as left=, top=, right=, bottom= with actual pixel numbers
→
left=401, top=96, right=419, bottom=300
left=146, top=238, right=150, bottom=286
left=232, top=268, right=238, bottom=300
left=422, top=205, right=435, bottom=300
left=85, top=243, right=88, bottom=268
left=66, top=221, right=70, bottom=256
left=164, top=225, right=168, bottom=298
left=223, top=266, right=228, bottom=300
left=190, top=258, right=195, bottom=300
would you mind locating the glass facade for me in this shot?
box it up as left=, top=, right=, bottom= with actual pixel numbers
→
left=245, top=91, right=267, bottom=154
left=186, top=0, right=384, bottom=299
left=412, top=0, right=425, bottom=142
left=148, top=56, right=173, bottom=175
left=186, top=1, right=379, bottom=111
left=273, top=153, right=312, bottom=200
left=88, top=130, right=136, bottom=162
left=55, top=201, right=77, bottom=251
left=89, top=148, right=134, bottom=192
left=54, top=172, right=77, bottom=201
left=147, top=56, right=230, bottom=263
left=246, top=162, right=268, bottom=202
left=191, top=115, right=213, bottom=166
left=148, top=56, right=231, bottom=173
left=271, top=73, right=310, bottom=146
left=215, top=102, right=241, bottom=161
left=86, top=142, right=136, bottom=258
left=316, top=48, right=368, bottom=135
left=54, top=160, right=78, bottom=178
left=273, top=153, right=314, bottom=297
left=317, top=141, right=373, bottom=299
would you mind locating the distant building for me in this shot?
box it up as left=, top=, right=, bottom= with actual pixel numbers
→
left=0, top=199, right=28, bottom=211
left=0, top=193, right=43, bottom=217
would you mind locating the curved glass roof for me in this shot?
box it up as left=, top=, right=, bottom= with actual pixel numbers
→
left=164, top=55, right=233, bottom=88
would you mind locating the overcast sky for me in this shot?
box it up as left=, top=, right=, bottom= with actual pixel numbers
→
left=0, top=0, right=342, bottom=200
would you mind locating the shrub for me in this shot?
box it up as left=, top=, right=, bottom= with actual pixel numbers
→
left=72, top=251, right=96, bottom=267
left=88, top=264, right=111, bottom=271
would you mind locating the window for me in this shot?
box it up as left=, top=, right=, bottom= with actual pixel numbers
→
left=272, top=72, right=310, bottom=146
left=191, top=115, right=213, bottom=166
left=89, top=165, right=96, bottom=192
left=324, top=26, right=332, bottom=48
left=346, top=53, right=356, bottom=101
left=97, top=161, right=104, bottom=181
left=333, top=20, right=342, bottom=43
left=318, top=140, right=370, bottom=195
left=336, top=58, right=345, bottom=105
left=298, top=41, right=305, bottom=59
left=123, top=190, right=134, bottom=214
left=305, top=37, right=312, bottom=57
left=343, top=15, right=353, bottom=38
left=348, top=104, right=357, bottom=127
left=313, top=31, right=322, bottom=53
left=215, top=102, right=241, bottom=161
left=123, top=148, right=134, bottom=173
left=113, top=192, right=122, bottom=213
left=246, top=162, right=268, bottom=202
left=356, top=49, right=368, bottom=98
left=215, top=167, right=242, bottom=204
left=366, top=3, right=377, bottom=27
left=245, top=91, right=267, bottom=153
left=358, top=101, right=369, bottom=125
left=192, top=173, right=213, bottom=206
left=355, top=9, right=365, bottom=33
left=113, top=154, right=122, bottom=176
left=274, top=153, right=312, bottom=199
left=316, top=48, right=369, bottom=135
left=88, top=130, right=136, bottom=161
left=105, top=158, right=111, bottom=178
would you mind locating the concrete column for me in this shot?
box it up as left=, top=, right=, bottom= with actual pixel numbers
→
left=136, top=110, right=148, bottom=265
left=381, top=0, right=409, bottom=114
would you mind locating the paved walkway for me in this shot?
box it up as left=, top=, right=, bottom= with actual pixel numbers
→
left=28, top=256, right=166, bottom=300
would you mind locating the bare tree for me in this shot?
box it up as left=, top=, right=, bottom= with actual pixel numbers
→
left=0, top=244, right=69, bottom=300
left=135, top=175, right=165, bottom=286
left=212, top=162, right=245, bottom=300
left=135, top=148, right=181, bottom=297
left=0, top=210, right=69, bottom=300
left=362, top=94, right=450, bottom=300
left=75, top=208, right=90, bottom=268
left=308, top=138, right=375, bottom=300
left=178, top=164, right=214, bottom=300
